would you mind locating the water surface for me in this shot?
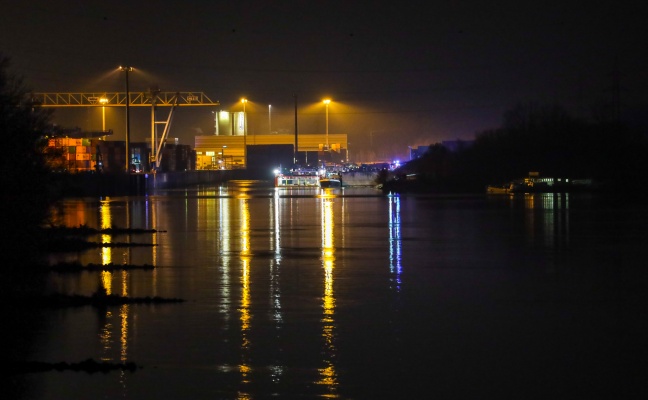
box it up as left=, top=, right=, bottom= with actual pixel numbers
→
left=13, top=182, right=648, bottom=399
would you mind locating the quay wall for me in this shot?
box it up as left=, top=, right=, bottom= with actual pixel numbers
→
left=58, top=170, right=378, bottom=197
left=341, top=171, right=378, bottom=187
left=147, top=170, right=230, bottom=190
left=59, top=170, right=244, bottom=197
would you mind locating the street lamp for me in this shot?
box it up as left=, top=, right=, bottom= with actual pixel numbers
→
left=323, top=99, right=331, bottom=150
left=99, top=97, right=108, bottom=132
left=120, top=66, right=134, bottom=172
left=268, top=104, right=272, bottom=134
left=221, top=145, right=227, bottom=169
left=241, top=98, right=248, bottom=167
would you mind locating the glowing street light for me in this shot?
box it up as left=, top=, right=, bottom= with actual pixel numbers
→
left=323, top=99, right=331, bottom=150
left=99, top=97, right=108, bottom=132
left=241, top=98, right=248, bottom=135
left=268, top=104, right=272, bottom=134
left=241, top=98, right=248, bottom=166
left=120, top=65, right=134, bottom=172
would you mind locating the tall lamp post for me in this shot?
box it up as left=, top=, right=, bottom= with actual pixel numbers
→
left=120, top=66, right=134, bottom=172
left=241, top=98, right=248, bottom=167
left=221, top=145, right=227, bottom=169
left=268, top=104, right=272, bottom=134
left=294, top=94, right=298, bottom=165
left=323, top=99, right=331, bottom=150
left=99, top=97, right=108, bottom=132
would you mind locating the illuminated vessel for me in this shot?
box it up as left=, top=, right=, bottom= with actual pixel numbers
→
left=486, top=183, right=513, bottom=194
left=274, top=169, right=320, bottom=187
left=487, top=173, right=593, bottom=194
left=319, top=177, right=342, bottom=188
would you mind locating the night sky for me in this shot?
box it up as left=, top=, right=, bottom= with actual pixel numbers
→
left=2, top=1, right=647, bottom=161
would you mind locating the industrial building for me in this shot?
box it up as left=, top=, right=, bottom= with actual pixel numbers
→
left=197, top=109, right=348, bottom=170
left=195, top=133, right=348, bottom=170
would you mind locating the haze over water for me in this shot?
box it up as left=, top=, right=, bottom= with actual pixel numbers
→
left=13, top=182, right=647, bottom=399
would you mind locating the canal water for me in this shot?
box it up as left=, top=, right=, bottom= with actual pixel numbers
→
left=11, top=182, right=648, bottom=399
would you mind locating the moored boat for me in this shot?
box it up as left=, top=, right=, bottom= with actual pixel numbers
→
left=487, top=172, right=594, bottom=194
left=486, top=183, right=512, bottom=194
left=275, top=171, right=320, bottom=187
left=319, top=177, right=342, bottom=188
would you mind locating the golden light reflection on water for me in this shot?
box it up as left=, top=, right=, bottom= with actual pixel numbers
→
left=100, top=199, right=112, bottom=266
left=98, top=199, right=115, bottom=363
left=98, top=310, right=114, bottom=361
left=317, top=188, right=337, bottom=199
left=120, top=302, right=129, bottom=362
left=239, top=198, right=252, bottom=383
left=317, top=195, right=338, bottom=395
left=149, top=198, right=159, bottom=287
left=100, top=272, right=131, bottom=362
left=98, top=200, right=136, bottom=391
left=101, top=271, right=113, bottom=296
left=219, top=194, right=232, bottom=316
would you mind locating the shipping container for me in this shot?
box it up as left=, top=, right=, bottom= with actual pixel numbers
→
left=75, top=160, right=88, bottom=169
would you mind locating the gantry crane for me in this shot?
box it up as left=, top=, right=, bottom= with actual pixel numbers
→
left=32, top=91, right=219, bottom=170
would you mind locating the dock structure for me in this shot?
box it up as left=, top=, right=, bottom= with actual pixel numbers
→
left=33, top=91, right=219, bottom=171
left=32, top=92, right=218, bottom=108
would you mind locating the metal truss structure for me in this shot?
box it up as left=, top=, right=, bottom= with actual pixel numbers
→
left=32, top=92, right=219, bottom=107
left=32, top=92, right=220, bottom=170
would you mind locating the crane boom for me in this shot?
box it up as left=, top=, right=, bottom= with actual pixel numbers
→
left=32, top=92, right=219, bottom=107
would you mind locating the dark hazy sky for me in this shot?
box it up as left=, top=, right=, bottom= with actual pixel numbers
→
left=2, top=0, right=647, bottom=160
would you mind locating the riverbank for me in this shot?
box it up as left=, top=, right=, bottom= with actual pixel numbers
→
left=51, top=170, right=249, bottom=197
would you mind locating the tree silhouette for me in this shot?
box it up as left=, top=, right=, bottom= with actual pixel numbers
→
left=388, top=101, right=648, bottom=193
left=0, top=53, right=57, bottom=290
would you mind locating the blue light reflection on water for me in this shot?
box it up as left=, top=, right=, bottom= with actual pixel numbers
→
left=27, top=188, right=648, bottom=399
left=388, top=194, right=402, bottom=291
